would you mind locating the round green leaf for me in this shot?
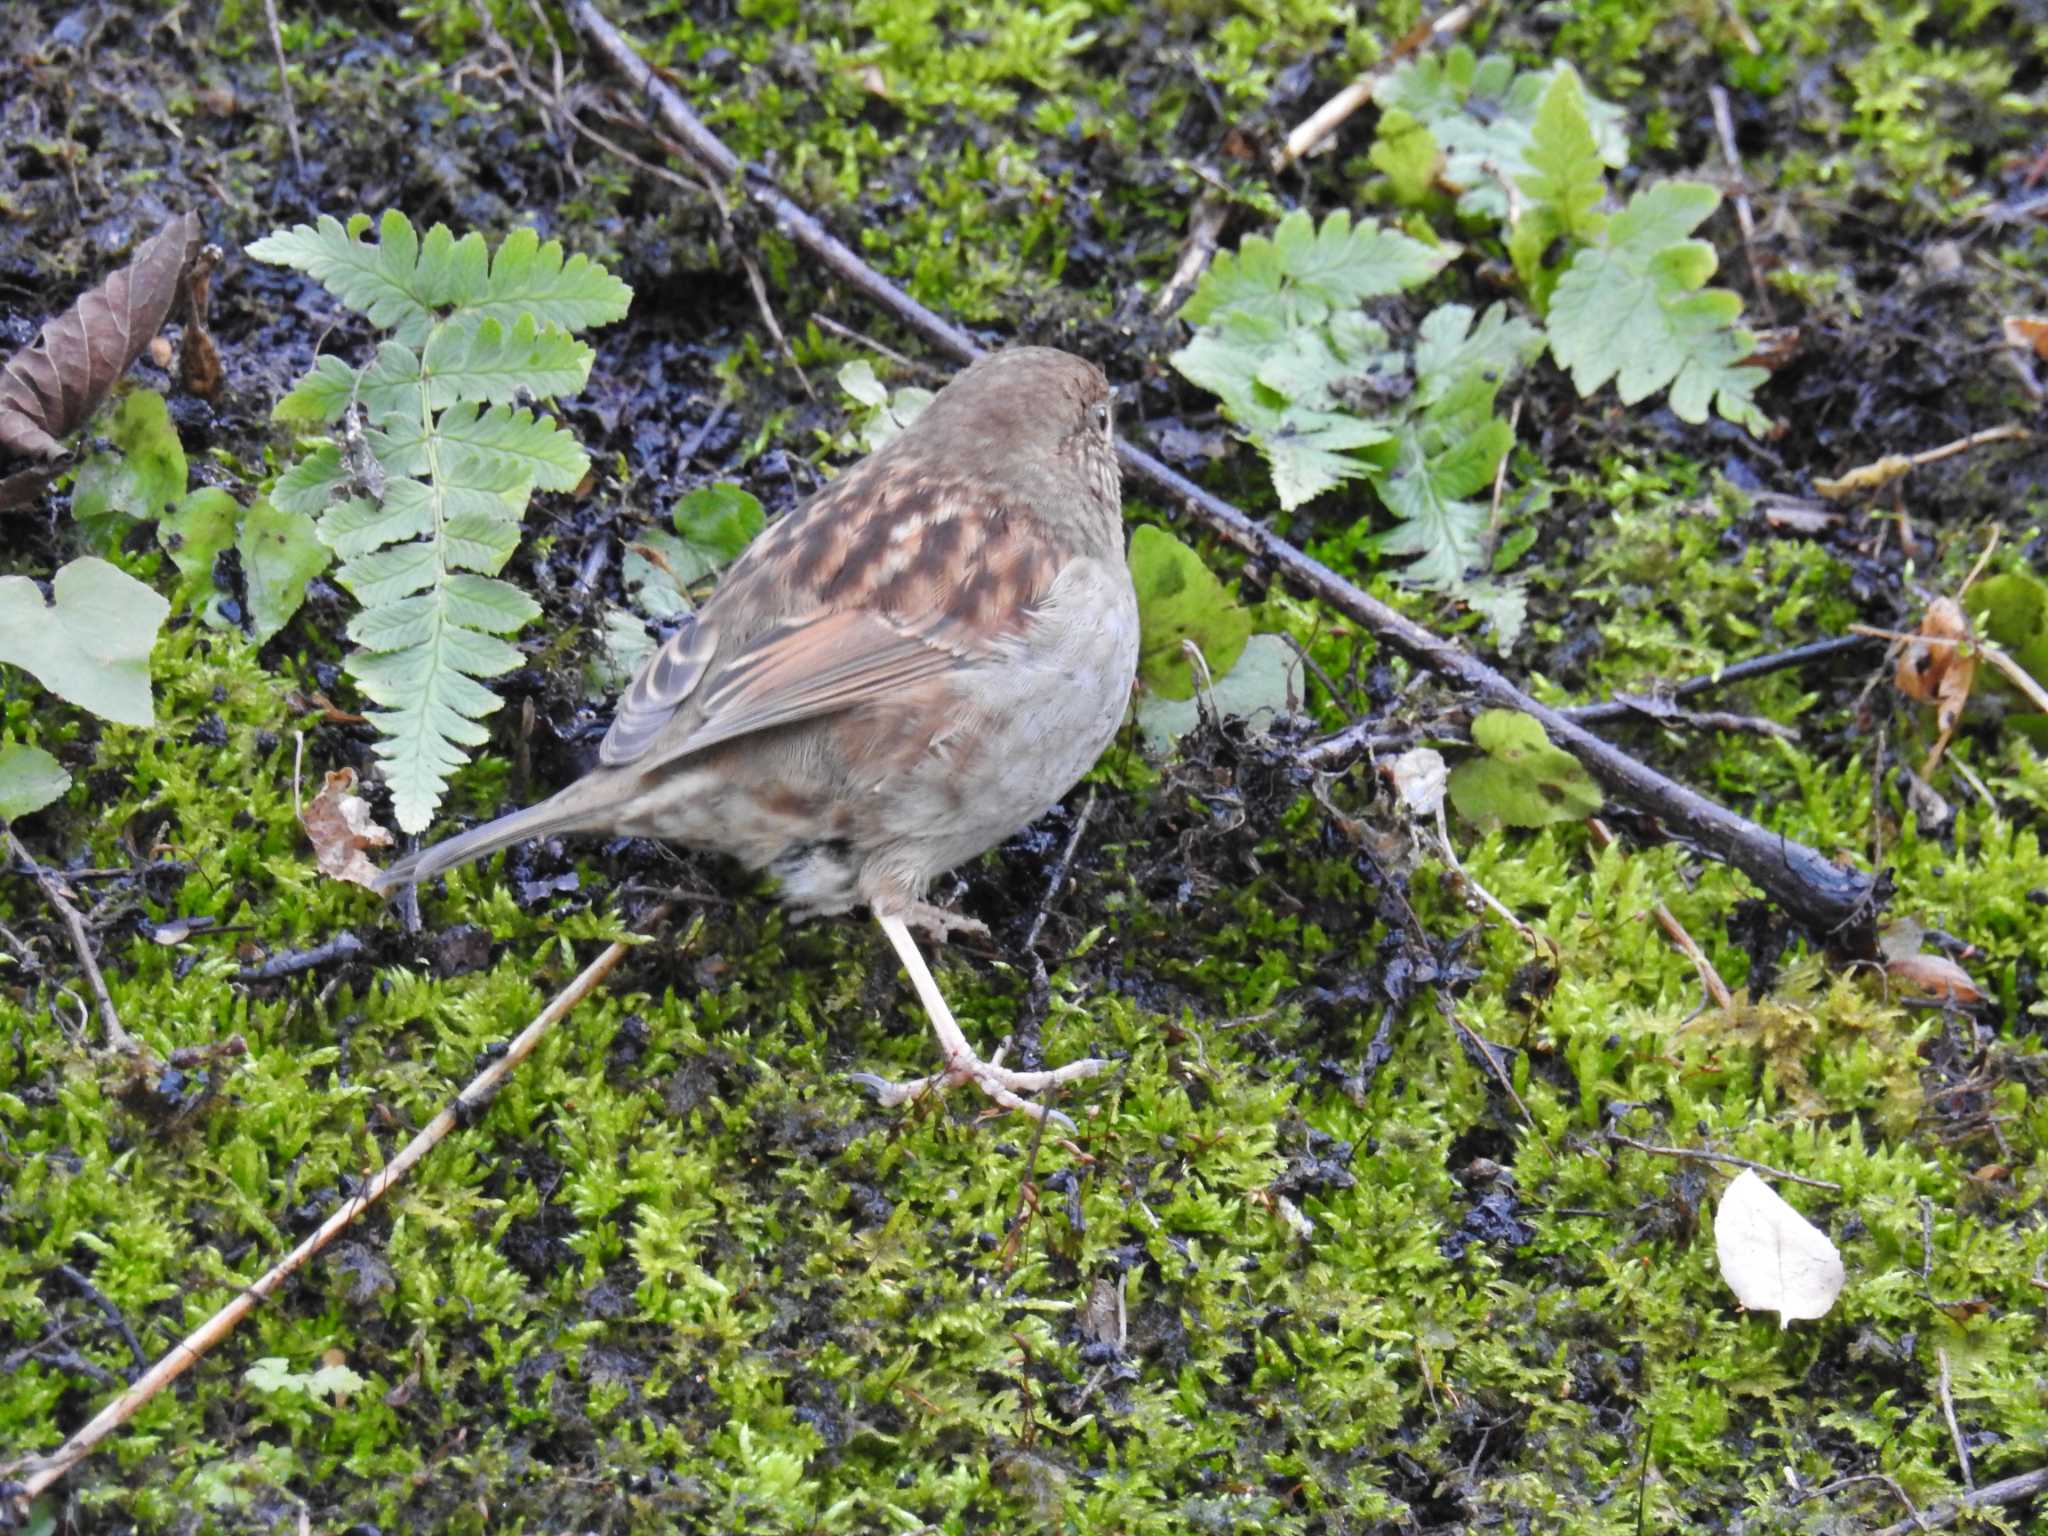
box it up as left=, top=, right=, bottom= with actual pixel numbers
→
left=1129, top=524, right=1251, bottom=701
left=0, top=743, right=71, bottom=821
left=0, top=556, right=169, bottom=726
left=1447, top=708, right=1603, bottom=827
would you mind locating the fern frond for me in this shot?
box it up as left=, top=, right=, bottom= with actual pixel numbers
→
left=251, top=212, right=630, bottom=831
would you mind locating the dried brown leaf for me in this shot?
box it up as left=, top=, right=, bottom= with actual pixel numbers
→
left=1894, top=597, right=1976, bottom=752
left=1884, top=950, right=1983, bottom=1004
left=302, top=768, right=395, bottom=888
left=0, top=211, right=202, bottom=462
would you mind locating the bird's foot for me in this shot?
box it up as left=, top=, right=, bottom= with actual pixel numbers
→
left=851, top=1044, right=1107, bottom=1129
left=897, top=900, right=990, bottom=945
left=858, top=911, right=1102, bottom=1127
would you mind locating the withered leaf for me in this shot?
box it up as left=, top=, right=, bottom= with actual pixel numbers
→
left=0, top=211, right=203, bottom=467
left=301, top=767, right=395, bottom=888
left=1893, top=597, right=1976, bottom=773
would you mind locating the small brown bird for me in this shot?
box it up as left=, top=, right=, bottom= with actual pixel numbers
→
left=377, top=346, right=1137, bottom=1122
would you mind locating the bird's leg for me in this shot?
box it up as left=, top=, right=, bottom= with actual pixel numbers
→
left=852, top=912, right=1105, bottom=1127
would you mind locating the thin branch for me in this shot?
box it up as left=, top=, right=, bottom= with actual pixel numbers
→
left=233, top=932, right=366, bottom=984
left=565, top=0, right=1881, bottom=950
left=1708, top=84, right=1771, bottom=320
left=1870, top=1466, right=2048, bottom=1536
left=55, top=1265, right=147, bottom=1376
left=1271, top=2, right=1485, bottom=173
left=260, top=0, right=305, bottom=179
left=1154, top=196, right=1232, bottom=318
left=4, top=914, right=673, bottom=1508
left=1556, top=635, right=1880, bottom=727
left=1935, top=1347, right=1974, bottom=1490
left=1587, top=818, right=1734, bottom=1012
left=1605, top=1132, right=1842, bottom=1191
left=4, top=831, right=137, bottom=1054
left=812, top=313, right=944, bottom=379
left=1803, top=1473, right=1930, bottom=1534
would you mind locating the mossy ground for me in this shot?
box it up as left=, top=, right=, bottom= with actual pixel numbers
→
left=3, top=0, right=2047, bottom=1532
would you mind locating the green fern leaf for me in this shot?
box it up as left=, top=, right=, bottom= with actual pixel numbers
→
left=1180, top=209, right=1446, bottom=330
left=256, top=212, right=629, bottom=831
left=470, top=226, right=634, bottom=334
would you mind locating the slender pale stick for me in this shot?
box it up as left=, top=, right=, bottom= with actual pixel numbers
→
left=6, top=922, right=662, bottom=1508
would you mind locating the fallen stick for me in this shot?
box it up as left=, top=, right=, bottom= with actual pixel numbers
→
left=1271, top=1, right=1486, bottom=174
left=3, top=917, right=667, bottom=1510
left=566, top=2, right=1880, bottom=948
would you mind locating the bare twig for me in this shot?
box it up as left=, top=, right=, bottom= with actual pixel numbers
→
left=260, top=0, right=305, bottom=178
left=1023, top=785, right=1097, bottom=957
left=4, top=831, right=137, bottom=1054
left=1708, top=85, right=1771, bottom=320
left=1587, top=818, right=1734, bottom=1012
left=1272, top=2, right=1485, bottom=173
left=1869, top=1466, right=2048, bottom=1536
left=1154, top=196, right=1232, bottom=318
left=233, top=932, right=366, bottom=984
left=1815, top=424, right=2031, bottom=500
left=1557, top=635, right=1880, bottom=727
left=1803, top=1473, right=1930, bottom=1533
left=813, top=313, right=944, bottom=379
left=3, top=913, right=673, bottom=1508
left=1935, top=1347, right=1973, bottom=1490
left=55, top=1265, right=147, bottom=1376
left=566, top=0, right=1881, bottom=950
left=1604, top=1132, right=1842, bottom=1191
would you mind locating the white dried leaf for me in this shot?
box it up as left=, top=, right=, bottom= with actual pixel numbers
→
left=1387, top=747, right=1449, bottom=817
left=1713, top=1169, right=1844, bottom=1328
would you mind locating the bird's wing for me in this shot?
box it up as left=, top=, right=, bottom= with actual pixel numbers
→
left=598, top=613, right=718, bottom=766
left=669, top=608, right=978, bottom=758
left=599, top=455, right=1069, bottom=771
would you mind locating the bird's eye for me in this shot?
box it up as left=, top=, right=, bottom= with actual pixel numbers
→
left=1092, top=401, right=1112, bottom=435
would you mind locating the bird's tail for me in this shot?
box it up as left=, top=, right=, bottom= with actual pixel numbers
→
left=373, top=793, right=592, bottom=895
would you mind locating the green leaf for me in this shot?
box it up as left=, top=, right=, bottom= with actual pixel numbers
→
left=239, top=498, right=332, bottom=645
left=588, top=605, right=656, bottom=698
left=273, top=354, right=361, bottom=425
left=248, top=211, right=482, bottom=348
left=1515, top=67, right=1608, bottom=239
left=837, top=359, right=890, bottom=408
left=1411, top=303, right=1546, bottom=408
left=672, top=484, right=767, bottom=577
left=471, top=224, right=634, bottom=335
left=1129, top=525, right=1252, bottom=700
left=158, top=486, right=241, bottom=606
left=0, top=743, right=71, bottom=821
left=1975, top=568, right=2048, bottom=741
left=252, top=211, right=626, bottom=832
left=272, top=445, right=354, bottom=519
left=1376, top=48, right=1629, bottom=224
left=1171, top=304, right=1403, bottom=511
left=0, top=557, right=168, bottom=726
left=243, top=1357, right=298, bottom=1395
left=1369, top=107, right=1443, bottom=206
left=71, top=389, right=186, bottom=543
left=839, top=361, right=935, bottom=451
left=1134, top=633, right=1303, bottom=755
left=1182, top=209, right=1448, bottom=331
left=348, top=565, right=541, bottom=832
left=1258, top=409, right=1390, bottom=510
left=1548, top=181, right=1770, bottom=432
left=249, top=213, right=630, bottom=349
left=416, top=314, right=595, bottom=410
left=1510, top=68, right=1609, bottom=301
left=1447, top=709, right=1604, bottom=827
